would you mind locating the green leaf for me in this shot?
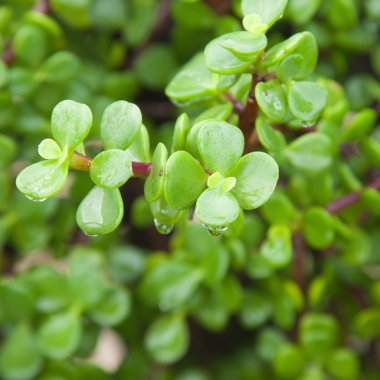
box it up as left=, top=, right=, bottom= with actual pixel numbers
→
left=255, top=80, right=288, bottom=123
left=341, top=108, right=377, bottom=141
left=150, top=196, right=184, bottom=234
left=16, top=160, right=69, bottom=200
left=197, top=120, right=244, bottom=175
left=204, top=31, right=267, bottom=74
left=165, top=53, right=238, bottom=105
left=145, top=313, right=189, bottom=364
left=274, top=344, right=305, bottom=378
left=195, top=188, right=240, bottom=228
left=285, top=133, right=333, bottom=173
left=0, top=134, right=17, bottom=168
left=241, top=0, right=288, bottom=28
left=277, top=54, right=304, bottom=81
left=299, top=313, right=339, bottom=361
left=260, top=224, right=293, bottom=268
left=0, top=323, right=43, bottom=380
left=144, top=143, right=168, bottom=202
left=76, top=186, right=124, bottom=236
left=100, top=100, right=142, bottom=150
left=261, top=191, right=296, bottom=225
left=37, top=311, right=82, bottom=360
left=38, top=139, right=63, bottom=160
left=231, top=152, right=279, bottom=210
left=303, top=207, right=335, bottom=250
left=239, top=291, right=272, bottom=328
left=140, top=260, right=203, bottom=311
left=125, top=124, right=151, bottom=163
left=51, top=100, right=92, bottom=150
left=354, top=308, right=380, bottom=338
left=164, top=151, right=208, bottom=210
left=326, top=348, right=360, bottom=380
left=172, top=113, right=190, bottom=152
left=90, top=149, right=132, bottom=189
left=89, top=287, right=131, bottom=326
left=288, top=81, right=327, bottom=122
left=286, top=0, right=322, bottom=25
left=39, top=51, right=81, bottom=83
left=261, top=32, right=318, bottom=80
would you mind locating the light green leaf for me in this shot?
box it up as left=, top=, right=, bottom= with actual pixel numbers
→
left=205, top=31, right=267, bottom=74
left=195, top=188, right=240, bottom=228
left=76, top=186, right=124, bottom=235
left=355, top=308, right=380, bottom=338
left=255, top=80, right=288, bottom=123
left=100, top=100, right=142, bottom=150
left=277, top=53, right=304, bottom=81
left=241, top=0, right=288, bottom=28
left=37, top=311, right=82, bottom=360
left=125, top=124, right=150, bottom=162
left=326, top=348, right=360, bottom=380
left=0, top=323, right=43, bottom=380
left=285, top=133, right=333, bottom=173
left=90, top=149, right=132, bottom=189
left=38, top=139, right=62, bottom=160
left=145, top=313, right=189, bottom=364
left=197, top=120, right=244, bottom=175
left=165, top=53, right=238, bottom=105
left=287, top=0, right=322, bottom=25
left=16, top=160, right=69, bottom=200
left=150, top=196, right=184, bottom=234
left=274, top=344, right=305, bottom=378
left=172, top=113, right=190, bottom=152
left=256, top=115, right=287, bottom=152
left=288, top=81, right=327, bottom=122
left=164, top=151, right=208, bottom=210
left=231, top=152, right=279, bottom=210
left=144, top=143, right=168, bottom=202
left=341, top=108, right=377, bottom=141
left=0, top=134, right=17, bottom=168
left=51, top=100, right=92, bottom=150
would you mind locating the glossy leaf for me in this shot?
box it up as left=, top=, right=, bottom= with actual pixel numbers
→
left=285, top=133, right=333, bottom=173
left=16, top=160, right=69, bottom=200
left=172, top=113, right=190, bottom=152
left=277, top=53, right=304, bottom=80
left=197, top=120, right=244, bottom=175
left=51, top=100, right=92, bottom=150
left=38, top=139, right=62, bottom=160
left=144, top=143, right=168, bottom=202
left=255, top=80, right=288, bottom=122
left=100, top=100, right=142, bottom=150
left=205, top=31, right=267, bottom=74
left=145, top=314, right=189, bottom=364
left=231, top=152, right=279, bottom=210
left=241, top=0, right=288, bottom=28
left=288, top=81, right=327, bottom=122
left=164, top=151, right=208, bottom=210
left=37, top=312, right=82, bottom=360
left=0, top=324, right=42, bottom=380
left=195, top=188, right=240, bottom=227
left=256, top=115, right=287, bottom=152
left=90, top=149, right=132, bottom=189
left=76, top=186, right=124, bottom=235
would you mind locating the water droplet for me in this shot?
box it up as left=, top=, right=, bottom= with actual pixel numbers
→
left=202, top=224, right=228, bottom=237
left=154, top=219, right=174, bottom=234
left=26, top=195, right=47, bottom=203
left=85, top=233, right=99, bottom=237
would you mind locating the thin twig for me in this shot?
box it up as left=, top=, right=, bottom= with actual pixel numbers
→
left=223, top=92, right=245, bottom=116
left=292, top=232, right=307, bottom=296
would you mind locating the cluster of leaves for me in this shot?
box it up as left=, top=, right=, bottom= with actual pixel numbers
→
left=2, top=0, right=380, bottom=380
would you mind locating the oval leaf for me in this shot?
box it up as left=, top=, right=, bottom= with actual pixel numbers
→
left=241, top=0, right=288, bottom=28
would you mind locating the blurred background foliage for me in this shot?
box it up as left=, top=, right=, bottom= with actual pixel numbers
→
left=1, top=0, right=380, bottom=379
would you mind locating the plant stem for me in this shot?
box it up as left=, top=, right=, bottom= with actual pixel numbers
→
left=326, top=175, right=380, bottom=214
left=223, top=92, right=245, bottom=116
left=132, top=162, right=152, bottom=177
left=292, top=232, right=307, bottom=295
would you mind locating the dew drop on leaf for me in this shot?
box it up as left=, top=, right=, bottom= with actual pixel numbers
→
left=154, top=219, right=174, bottom=234
left=25, top=196, right=47, bottom=203
left=202, top=224, right=228, bottom=237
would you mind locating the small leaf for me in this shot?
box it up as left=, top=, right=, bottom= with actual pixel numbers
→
left=277, top=54, right=304, bottom=81
left=164, top=151, right=207, bottom=210
left=285, top=133, right=333, bottom=173
left=341, top=108, right=377, bottom=142
left=16, top=160, right=69, bottom=200
left=255, top=80, right=288, bottom=123
left=242, top=13, right=268, bottom=34
left=51, top=100, right=92, bottom=150
left=144, top=143, right=168, bottom=202
left=326, top=348, right=360, bottom=380
left=89, top=287, right=131, bottom=326
left=197, top=120, right=244, bottom=175
left=90, top=149, right=132, bottom=189
left=274, top=344, right=305, bottom=378
left=231, top=152, right=279, bottom=210
left=0, top=323, right=43, bottom=380
left=145, top=313, right=189, bottom=364
left=172, top=113, right=190, bottom=152
left=239, top=291, right=272, bottom=328
left=241, top=0, right=288, bottom=28
left=288, top=81, right=327, bottom=122
left=354, top=308, right=380, bottom=338
left=100, top=100, right=142, bottom=150
left=260, top=224, right=293, bottom=268
left=37, top=311, right=82, bottom=360
left=76, top=186, right=124, bottom=235
left=205, top=31, right=267, bottom=74
left=195, top=188, right=240, bottom=227
left=125, top=124, right=151, bottom=162
left=150, top=196, right=184, bottom=232
left=38, top=139, right=62, bottom=160
left=256, top=115, right=287, bottom=152
left=0, top=134, right=17, bottom=168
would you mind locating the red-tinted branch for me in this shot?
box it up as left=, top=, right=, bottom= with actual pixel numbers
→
left=326, top=175, right=380, bottom=214
left=131, top=162, right=152, bottom=177
left=223, top=92, right=245, bottom=116
left=203, top=0, right=231, bottom=14
left=33, top=0, right=50, bottom=13
left=292, top=232, right=307, bottom=296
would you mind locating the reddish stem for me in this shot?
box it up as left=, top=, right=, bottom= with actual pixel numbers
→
left=292, top=232, right=307, bottom=296
left=132, top=162, right=152, bottom=177
left=223, top=92, right=245, bottom=116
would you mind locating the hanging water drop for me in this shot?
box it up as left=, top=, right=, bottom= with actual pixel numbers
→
left=202, top=224, right=227, bottom=237
left=25, top=195, right=47, bottom=203
left=154, top=219, right=174, bottom=234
